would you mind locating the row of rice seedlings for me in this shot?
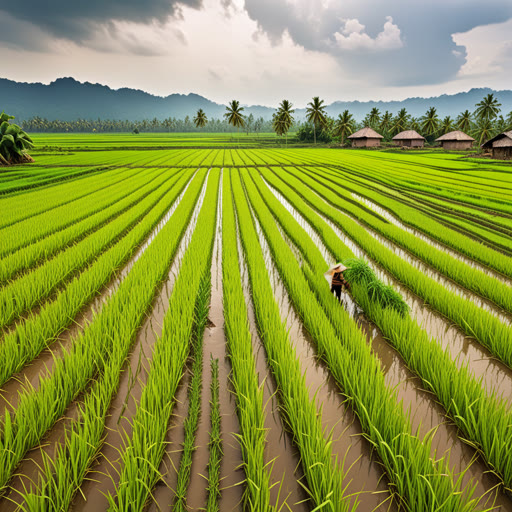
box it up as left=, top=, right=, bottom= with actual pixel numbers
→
left=0, top=166, right=106, bottom=196
left=249, top=169, right=409, bottom=317
left=0, top=167, right=172, bottom=282
left=352, top=283, right=512, bottom=492
left=241, top=169, right=483, bottom=512
left=0, top=170, right=186, bottom=329
left=300, top=165, right=512, bottom=304
left=221, top=171, right=272, bottom=510
left=402, top=187, right=512, bottom=232
left=206, top=356, right=222, bottom=512
left=0, top=169, right=194, bottom=387
left=300, top=165, right=512, bottom=306
left=336, top=159, right=512, bottom=236
left=107, top=169, right=220, bottom=511
left=326, top=157, right=512, bottom=258
left=258, top=165, right=512, bottom=494
left=231, top=169, right=358, bottom=512
left=0, top=166, right=141, bottom=254
left=0, top=170, right=208, bottom=492
left=0, top=166, right=136, bottom=230
left=326, top=151, right=509, bottom=203
left=272, top=166, right=512, bottom=370
left=173, top=270, right=211, bottom=511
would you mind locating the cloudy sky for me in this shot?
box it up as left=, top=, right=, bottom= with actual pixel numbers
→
left=1, top=0, right=512, bottom=107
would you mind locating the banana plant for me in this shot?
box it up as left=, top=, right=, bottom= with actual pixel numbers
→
left=0, top=111, right=34, bottom=164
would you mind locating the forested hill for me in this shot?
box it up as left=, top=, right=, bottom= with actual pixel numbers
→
left=2, top=76, right=512, bottom=122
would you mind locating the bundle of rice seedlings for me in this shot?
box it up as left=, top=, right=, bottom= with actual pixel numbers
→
left=343, top=258, right=375, bottom=285
left=345, top=259, right=409, bottom=317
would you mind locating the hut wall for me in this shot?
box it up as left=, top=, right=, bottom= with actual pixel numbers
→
left=352, top=138, right=381, bottom=148
left=441, top=140, right=473, bottom=150
left=394, top=139, right=424, bottom=148
left=492, top=147, right=512, bottom=160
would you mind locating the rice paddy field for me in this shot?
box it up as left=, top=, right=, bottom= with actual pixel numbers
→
left=1, top=133, right=512, bottom=512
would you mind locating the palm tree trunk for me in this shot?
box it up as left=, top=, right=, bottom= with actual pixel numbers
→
left=313, top=124, right=316, bottom=145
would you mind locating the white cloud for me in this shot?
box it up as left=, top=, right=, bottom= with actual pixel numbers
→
left=334, top=16, right=403, bottom=51
left=453, top=18, right=512, bottom=77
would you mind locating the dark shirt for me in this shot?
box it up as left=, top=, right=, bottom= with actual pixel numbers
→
left=332, top=271, right=349, bottom=287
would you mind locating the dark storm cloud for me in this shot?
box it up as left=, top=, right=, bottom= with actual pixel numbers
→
left=0, top=0, right=202, bottom=46
left=243, top=0, right=512, bottom=86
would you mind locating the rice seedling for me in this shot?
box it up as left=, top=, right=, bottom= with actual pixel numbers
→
left=206, top=356, right=222, bottom=512
left=232, top=168, right=359, bottom=512
left=297, top=165, right=512, bottom=310
left=0, top=172, right=188, bottom=329
left=0, top=167, right=174, bottom=282
left=221, top=171, right=273, bottom=511
left=268, top=166, right=512, bottom=370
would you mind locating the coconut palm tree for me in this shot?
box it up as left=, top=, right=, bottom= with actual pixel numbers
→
left=272, top=112, right=287, bottom=142
left=393, top=108, right=410, bottom=135
left=368, top=107, right=381, bottom=129
left=379, top=111, right=393, bottom=139
left=305, top=96, right=327, bottom=145
left=474, top=118, right=496, bottom=145
left=334, top=110, right=356, bottom=146
left=410, top=117, right=421, bottom=132
left=193, top=109, right=208, bottom=130
left=440, top=116, right=454, bottom=135
left=474, top=93, right=501, bottom=122
left=275, top=100, right=295, bottom=146
left=421, top=107, right=439, bottom=136
left=456, top=110, right=472, bottom=134
left=224, top=100, right=245, bottom=142
left=506, top=111, right=512, bottom=131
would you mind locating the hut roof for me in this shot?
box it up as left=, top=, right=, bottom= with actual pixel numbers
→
left=435, top=130, right=475, bottom=142
left=392, top=130, right=425, bottom=141
left=348, top=127, right=384, bottom=139
left=481, top=131, right=512, bottom=149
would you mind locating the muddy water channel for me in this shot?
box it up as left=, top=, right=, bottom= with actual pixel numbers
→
left=262, top=178, right=512, bottom=511
left=235, top=213, right=309, bottom=510
left=148, top=171, right=246, bottom=511
left=246, top=199, right=398, bottom=511
left=71, top=173, right=209, bottom=511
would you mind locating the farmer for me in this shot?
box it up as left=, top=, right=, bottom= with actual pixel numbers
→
left=330, top=264, right=350, bottom=301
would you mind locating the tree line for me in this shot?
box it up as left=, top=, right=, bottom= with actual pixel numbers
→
left=19, top=113, right=274, bottom=135
left=15, top=93, right=512, bottom=147
left=294, top=93, right=512, bottom=145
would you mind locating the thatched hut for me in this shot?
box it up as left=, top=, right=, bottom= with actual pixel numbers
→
left=348, top=127, right=383, bottom=148
left=392, top=130, right=425, bottom=148
left=435, top=131, right=474, bottom=150
left=481, top=131, right=512, bottom=160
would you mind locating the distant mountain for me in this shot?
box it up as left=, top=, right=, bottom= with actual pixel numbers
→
left=1, top=77, right=512, bottom=122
